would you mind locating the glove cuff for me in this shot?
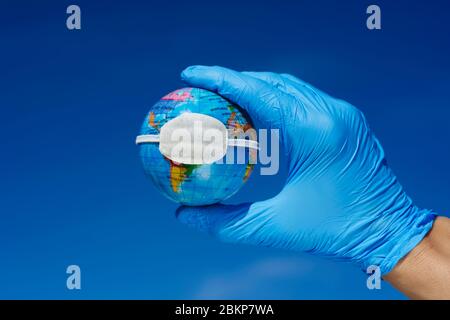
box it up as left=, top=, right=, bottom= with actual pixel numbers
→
left=362, top=207, right=436, bottom=275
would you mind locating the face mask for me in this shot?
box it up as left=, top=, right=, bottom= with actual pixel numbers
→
left=136, top=112, right=258, bottom=164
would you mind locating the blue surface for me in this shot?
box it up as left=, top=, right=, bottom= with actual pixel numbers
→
left=0, top=0, right=449, bottom=299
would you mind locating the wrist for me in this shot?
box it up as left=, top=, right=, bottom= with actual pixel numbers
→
left=360, top=205, right=436, bottom=275
left=384, top=216, right=450, bottom=299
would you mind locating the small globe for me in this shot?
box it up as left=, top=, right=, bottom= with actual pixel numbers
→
left=138, top=87, right=256, bottom=205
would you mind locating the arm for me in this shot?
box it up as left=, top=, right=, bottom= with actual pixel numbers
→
left=385, top=216, right=450, bottom=299
left=176, top=65, right=447, bottom=299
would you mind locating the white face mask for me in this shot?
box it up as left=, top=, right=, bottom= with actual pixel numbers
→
left=136, top=112, right=258, bottom=164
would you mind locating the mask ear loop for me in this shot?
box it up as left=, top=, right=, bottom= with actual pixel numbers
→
left=136, top=134, right=259, bottom=150
left=135, top=135, right=160, bottom=144
left=227, top=138, right=259, bottom=150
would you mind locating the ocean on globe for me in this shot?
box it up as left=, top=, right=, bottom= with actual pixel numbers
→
left=138, top=87, right=256, bottom=205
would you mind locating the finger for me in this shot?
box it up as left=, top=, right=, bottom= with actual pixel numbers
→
left=181, top=65, right=296, bottom=128
left=280, top=73, right=333, bottom=101
left=243, top=71, right=329, bottom=108
left=243, top=71, right=330, bottom=101
left=176, top=201, right=274, bottom=246
left=241, top=71, right=299, bottom=97
left=279, top=73, right=311, bottom=87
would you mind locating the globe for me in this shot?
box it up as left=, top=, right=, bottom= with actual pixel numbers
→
left=138, top=87, right=256, bottom=205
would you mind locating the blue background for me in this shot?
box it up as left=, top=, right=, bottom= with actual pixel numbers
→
left=1, top=0, right=449, bottom=299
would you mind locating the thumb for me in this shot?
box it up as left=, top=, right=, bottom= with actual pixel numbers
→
left=175, top=201, right=274, bottom=246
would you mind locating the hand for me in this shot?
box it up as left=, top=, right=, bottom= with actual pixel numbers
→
left=176, top=65, right=436, bottom=275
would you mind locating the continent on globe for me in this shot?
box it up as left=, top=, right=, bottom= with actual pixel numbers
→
left=137, top=87, right=257, bottom=206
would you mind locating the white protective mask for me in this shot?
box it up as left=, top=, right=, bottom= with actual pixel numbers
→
left=136, top=112, right=258, bottom=164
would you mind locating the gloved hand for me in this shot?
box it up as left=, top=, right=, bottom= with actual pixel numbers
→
left=176, top=65, right=436, bottom=275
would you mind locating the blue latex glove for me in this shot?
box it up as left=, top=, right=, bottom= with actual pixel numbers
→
left=176, top=65, right=436, bottom=275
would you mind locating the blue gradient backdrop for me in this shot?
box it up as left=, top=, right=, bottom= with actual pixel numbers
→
left=1, top=0, right=449, bottom=299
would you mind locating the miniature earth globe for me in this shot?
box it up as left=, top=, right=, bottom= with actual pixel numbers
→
left=138, top=87, right=257, bottom=205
